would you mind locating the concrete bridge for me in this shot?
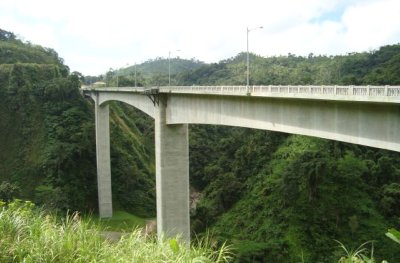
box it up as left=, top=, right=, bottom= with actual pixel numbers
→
left=83, top=85, right=400, bottom=242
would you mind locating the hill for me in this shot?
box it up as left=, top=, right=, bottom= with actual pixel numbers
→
left=0, top=28, right=156, bottom=217
left=176, top=46, right=400, bottom=86
left=90, top=57, right=205, bottom=87
left=122, top=57, right=205, bottom=76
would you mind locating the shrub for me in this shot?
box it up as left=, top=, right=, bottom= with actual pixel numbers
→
left=0, top=181, right=20, bottom=202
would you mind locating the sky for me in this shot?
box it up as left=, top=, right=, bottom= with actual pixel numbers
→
left=1, top=0, right=400, bottom=75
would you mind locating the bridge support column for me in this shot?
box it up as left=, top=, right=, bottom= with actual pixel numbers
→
left=94, top=94, right=113, bottom=218
left=155, top=95, right=190, bottom=242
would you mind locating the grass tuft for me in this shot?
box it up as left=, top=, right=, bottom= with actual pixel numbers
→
left=0, top=200, right=233, bottom=262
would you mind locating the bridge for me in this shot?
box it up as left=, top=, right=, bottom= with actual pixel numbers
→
left=82, top=85, right=400, bottom=243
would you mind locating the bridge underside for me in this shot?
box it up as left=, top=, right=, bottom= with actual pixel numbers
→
left=167, top=94, right=400, bottom=152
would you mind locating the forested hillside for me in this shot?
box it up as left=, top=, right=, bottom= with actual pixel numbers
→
left=122, top=57, right=204, bottom=77
left=91, top=57, right=205, bottom=87
left=1, top=27, right=400, bottom=262
left=176, top=45, right=400, bottom=86
left=0, top=29, right=155, bottom=217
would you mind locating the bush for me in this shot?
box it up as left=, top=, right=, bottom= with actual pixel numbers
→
left=0, top=181, right=20, bottom=202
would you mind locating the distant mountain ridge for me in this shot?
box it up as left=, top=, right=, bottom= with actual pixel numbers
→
left=119, top=57, right=205, bottom=77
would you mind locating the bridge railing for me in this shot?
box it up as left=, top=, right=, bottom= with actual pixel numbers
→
left=159, top=85, right=400, bottom=99
left=84, top=85, right=400, bottom=103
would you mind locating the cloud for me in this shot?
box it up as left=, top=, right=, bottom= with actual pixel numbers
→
left=0, top=0, right=399, bottom=75
left=341, top=0, right=400, bottom=51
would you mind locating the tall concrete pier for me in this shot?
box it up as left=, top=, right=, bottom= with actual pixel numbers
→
left=94, top=94, right=113, bottom=218
left=155, top=95, right=190, bottom=242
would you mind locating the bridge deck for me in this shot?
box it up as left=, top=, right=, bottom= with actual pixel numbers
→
left=82, top=85, right=400, bottom=104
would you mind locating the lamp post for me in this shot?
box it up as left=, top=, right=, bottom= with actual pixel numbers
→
left=134, top=62, right=137, bottom=87
left=247, top=26, right=263, bottom=91
left=116, top=69, right=119, bottom=87
left=169, top=49, right=180, bottom=86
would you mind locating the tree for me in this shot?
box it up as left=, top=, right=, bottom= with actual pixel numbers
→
left=0, top=28, right=17, bottom=41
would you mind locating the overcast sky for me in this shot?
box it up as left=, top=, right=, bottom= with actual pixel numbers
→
left=1, top=0, right=400, bottom=75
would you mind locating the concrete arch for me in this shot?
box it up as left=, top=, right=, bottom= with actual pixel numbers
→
left=95, top=91, right=155, bottom=118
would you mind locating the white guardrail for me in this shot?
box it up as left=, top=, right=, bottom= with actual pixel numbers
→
left=159, top=85, right=400, bottom=97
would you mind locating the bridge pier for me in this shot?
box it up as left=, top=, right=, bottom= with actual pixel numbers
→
left=155, top=95, right=190, bottom=242
left=94, top=93, right=113, bottom=218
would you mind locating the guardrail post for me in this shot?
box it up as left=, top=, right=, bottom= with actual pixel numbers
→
left=385, top=85, right=388, bottom=96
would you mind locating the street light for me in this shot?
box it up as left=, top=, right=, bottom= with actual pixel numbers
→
left=247, top=26, right=263, bottom=90
left=134, top=62, right=137, bottom=87
left=116, top=69, right=119, bottom=87
left=169, top=49, right=180, bottom=86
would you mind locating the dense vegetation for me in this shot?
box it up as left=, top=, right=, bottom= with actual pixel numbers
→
left=87, top=57, right=205, bottom=87
left=192, top=133, right=400, bottom=262
left=0, top=29, right=155, bottom=217
left=176, top=46, right=400, bottom=86
left=122, top=57, right=204, bottom=78
left=1, top=27, right=400, bottom=262
left=0, top=200, right=232, bottom=262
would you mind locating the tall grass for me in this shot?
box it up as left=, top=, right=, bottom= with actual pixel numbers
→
left=0, top=200, right=233, bottom=262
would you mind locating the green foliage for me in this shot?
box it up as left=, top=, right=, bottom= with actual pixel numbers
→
left=386, top=228, right=400, bottom=245
left=176, top=44, right=400, bottom=86
left=0, top=35, right=67, bottom=71
left=109, top=102, right=156, bottom=217
left=0, top=181, right=20, bottom=202
left=380, top=183, right=400, bottom=217
left=34, top=185, right=68, bottom=210
left=122, top=57, right=204, bottom=77
left=0, top=200, right=233, bottom=262
left=100, top=57, right=205, bottom=87
left=94, top=44, right=400, bottom=86
left=0, top=31, right=155, bottom=216
left=0, top=28, right=18, bottom=41
left=92, top=210, right=147, bottom=231
left=193, top=135, right=400, bottom=262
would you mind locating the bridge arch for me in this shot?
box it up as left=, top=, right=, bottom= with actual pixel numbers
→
left=94, top=90, right=156, bottom=118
